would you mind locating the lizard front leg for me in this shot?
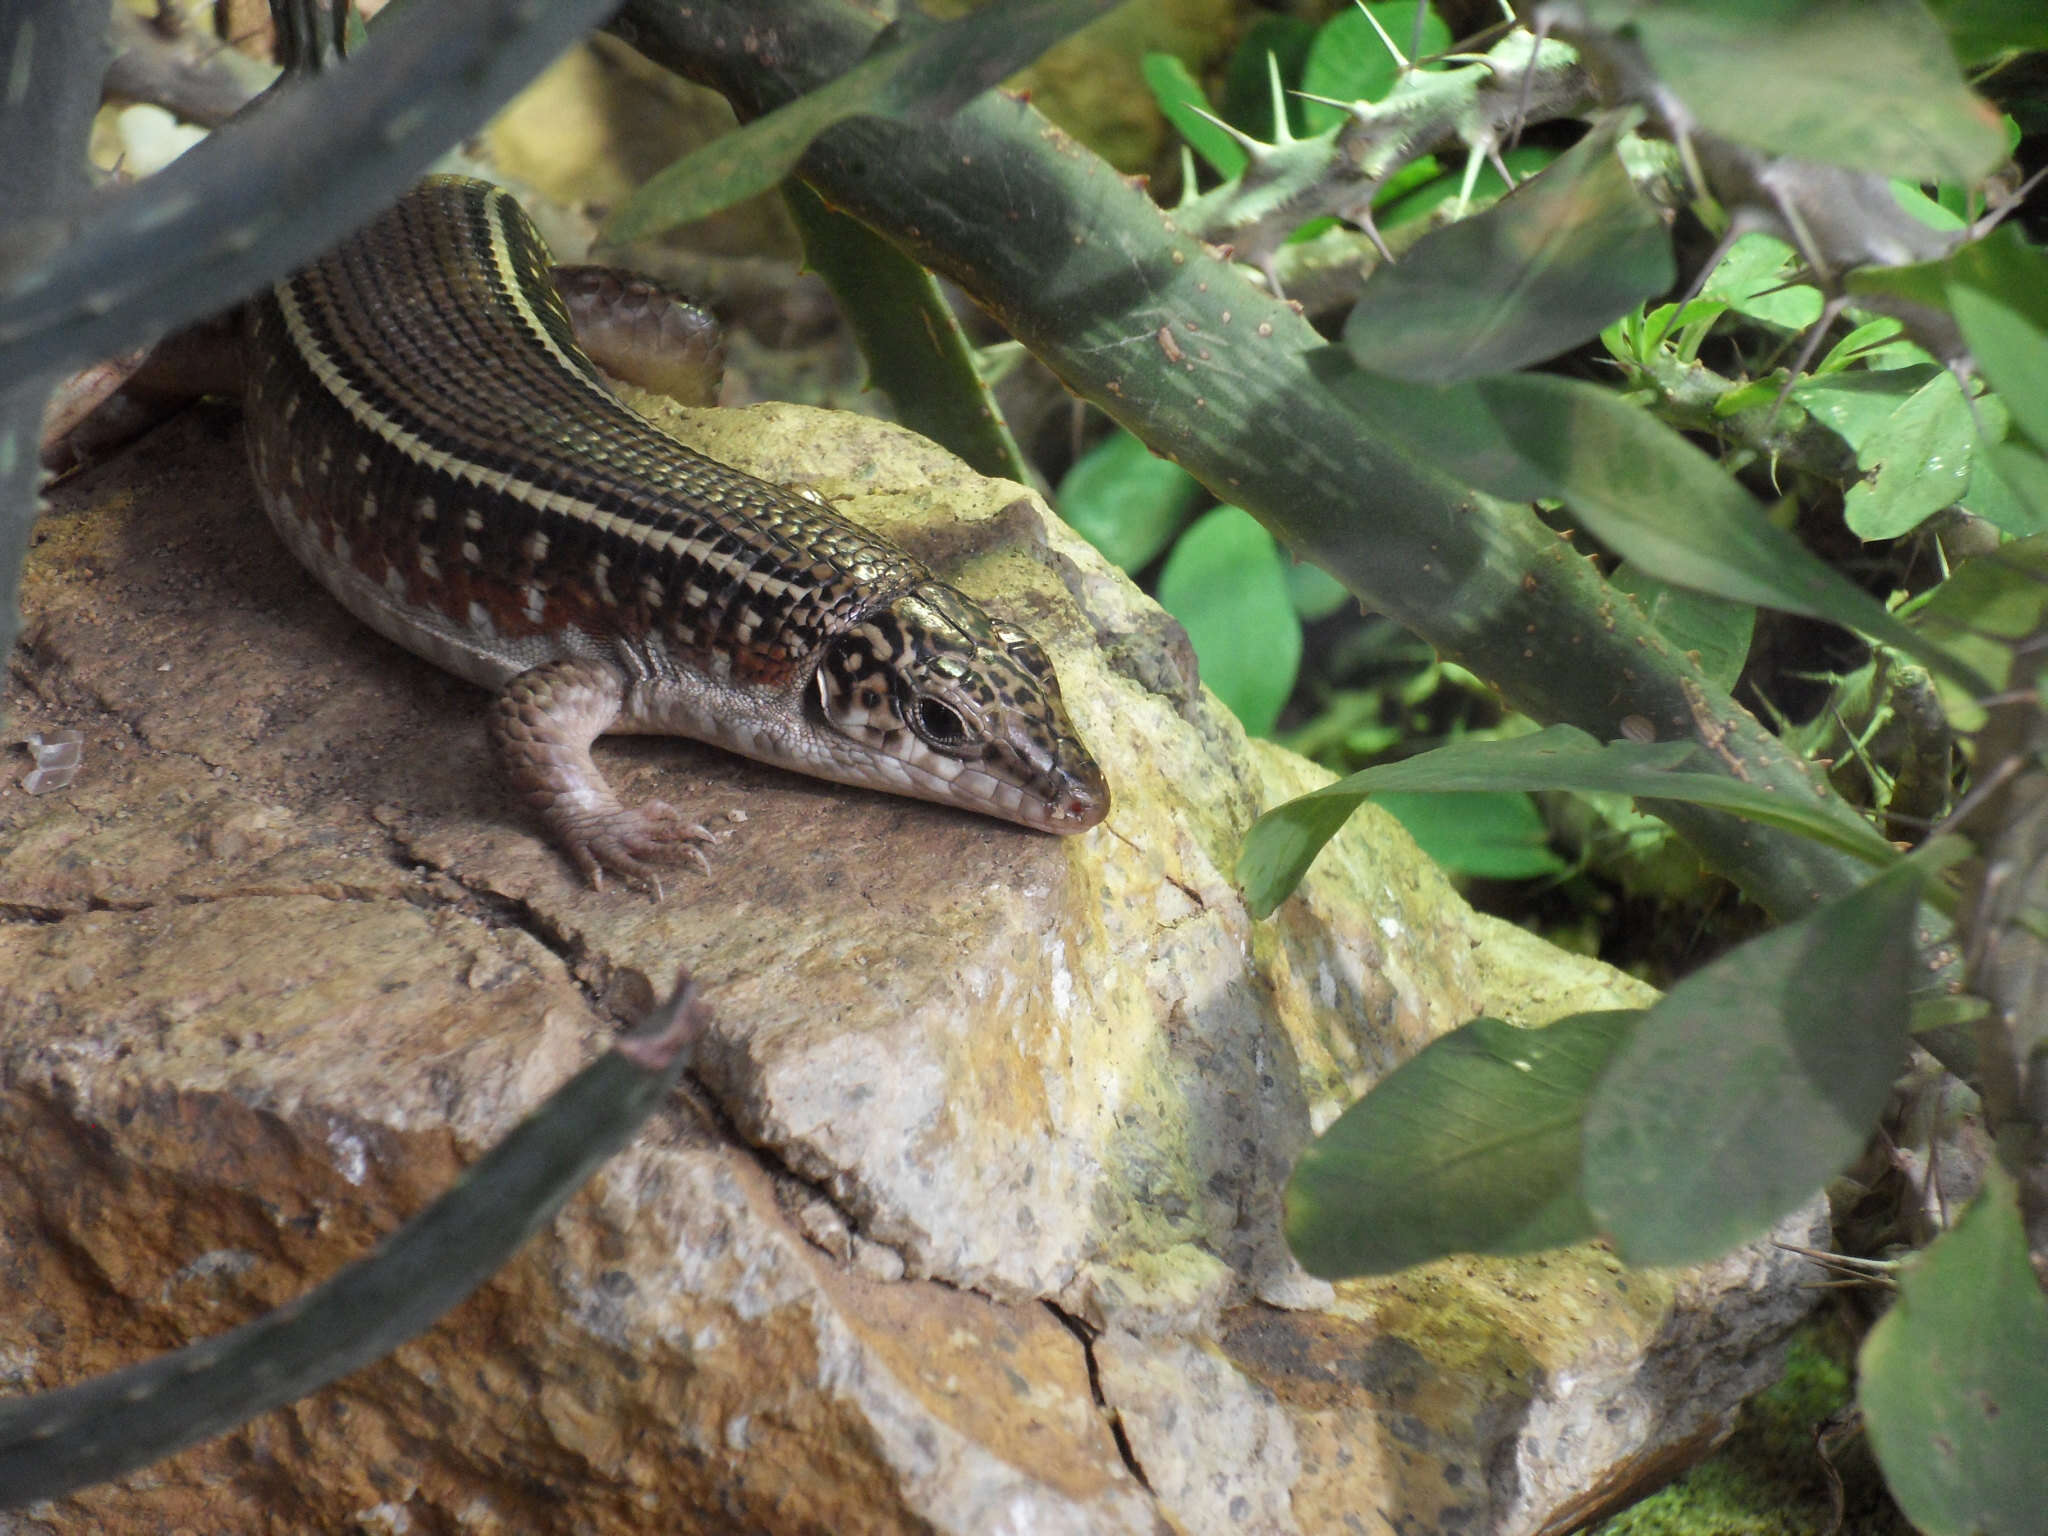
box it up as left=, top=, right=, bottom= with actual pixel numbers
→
left=489, top=656, right=715, bottom=892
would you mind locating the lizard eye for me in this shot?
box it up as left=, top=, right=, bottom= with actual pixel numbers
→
left=913, top=697, right=970, bottom=745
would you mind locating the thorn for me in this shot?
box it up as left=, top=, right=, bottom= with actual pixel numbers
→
left=1651, top=224, right=1743, bottom=354
left=1264, top=50, right=1294, bottom=144
left=1356, top=207, right=1394, bottom=264
left=1455, top=145, right=1488, bottom=216
left=1353, top=0, right=1411, bottom=73
left=1180, top=101, right=1272, bottom=160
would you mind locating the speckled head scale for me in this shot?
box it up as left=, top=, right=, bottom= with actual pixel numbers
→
left=814, top=583, right=1108, bottom=832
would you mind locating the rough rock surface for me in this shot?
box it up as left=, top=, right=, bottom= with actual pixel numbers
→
left=1, top=398, right=1821, bottom=1534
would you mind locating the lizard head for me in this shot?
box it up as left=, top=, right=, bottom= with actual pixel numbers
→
left=811, top=583, right=1109, bottom=833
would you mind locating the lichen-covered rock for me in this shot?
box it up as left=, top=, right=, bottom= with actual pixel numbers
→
left=0, top=397, right=1815, bottom=1534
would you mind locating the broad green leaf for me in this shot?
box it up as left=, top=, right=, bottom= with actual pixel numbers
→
left=1924, top=0, right=2048, bottom=60
left=1341, top=116, right=1674, bottom=383
left=1949, top=256, right=2048, bottom=454
left=1984, top=443, right=2048, bottom=525
left=1793, top=366, right=1942, bottom=453
left=1458, top=373, right=1992, bottom=694
left=1701, top=233, right=1823, bottom=331
left=1375, top=790, right=1568, bottom=880
left=1318, top=349, right=1970, bottom=678
left=1959, top=441, right=2048, bottom=536
left=1055, top=429, right=1206, bottom=572
left=1582, top=854, right=1931, bottom=1266
left=1842, top=368, right=1976, bottom=539
left=1155, top=506, right=1301, bottom=737
left=1144, top=51, right=1247, bottom=178
left=1237, top=724, right=1899, bottom=918
left=1284, top=558, right=1350, bottom=621
left=1860, top=1165, right=2048, bottom=1536
left=1299, top=2, right=1451, bottom=130
left=1629, top=0, right=2007, bottom=185
left=604, top=0, right=1122, bottom=241
left=1608, top=566, right=1755, bottom=692
left=1286, top=1011, right=1640, bottom=1277
left=1906, top=534, right=2048, bottom=730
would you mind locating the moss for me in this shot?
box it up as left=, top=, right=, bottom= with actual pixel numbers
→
left=1593, top=1317, right=1912, bottom=1536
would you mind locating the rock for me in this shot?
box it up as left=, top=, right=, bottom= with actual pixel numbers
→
left=1, top=395, right=1819, bottom=1533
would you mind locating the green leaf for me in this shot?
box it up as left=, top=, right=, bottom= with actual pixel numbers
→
left=1948, top=246, right=2048, bottom=454
left=1284, top=557, right=1350, bottom=621
left=1286, top=1012, right=1640, bottom=1277
left=1155, top=506, right=1301, bottom=737
left=1055, top=429, right=1206, bottom=572
left=1376, top=790, right=1569, bottom=880
left=1984, top=443, right=2048, bottom=525
left=1608, top=566, right=1755, bottom=693
left=1701, top=233, right=1824, bottom=330
left=1924, top=0, right=2048, bottom=61
left=1299, top=2, right=1451, bottom=130
left=1341, top=115, right=1675, bottom=383
left=1143, top=51, right=1246, bottom=178
left=1959, top=440, right=2048, bottom=536
left=1237, top=724, right=1900, bottom=918
left=1860, top=1165, right=2048, bottom=1536
left=1906, top=534, right=2048, bottom=731
left=604, top=0, right=1122, bottom=241
left=1455, top=372, right=1990, bottom=694
left=1218, top=15, right=1317, bottom=143
left=1842, top=368, right=1977, bottom=540
left=1793, top=366, right=1943, bottom=453
left=1582, top=854, right=1932, bottom=1266
left=1628, top=0, right=2007, bottom=186
left=1317, top=348, right=1994, bottom=693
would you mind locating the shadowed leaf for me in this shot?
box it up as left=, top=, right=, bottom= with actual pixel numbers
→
left=1239, top=724, right=1899, bottom=918
left=1859, top=1165, right=2048, bottom=1536
left=1343, top=116, right=1673, bottom=383
left=1582, top=855, right=1939, bottom=1265
left=1287, top=1011, right=1640, bottom=1277
left=605, top=0, right=1122, bottom=241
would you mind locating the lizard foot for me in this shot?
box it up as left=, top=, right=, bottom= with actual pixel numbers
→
left=551, top=798, right=717, bottom=896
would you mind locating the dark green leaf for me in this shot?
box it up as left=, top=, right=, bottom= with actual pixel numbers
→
left=1342, top=116, right=1675, bottom=384
left=1155, top=506, right=1301, bottom=737
left=1924, top=0, right=2048, bottom=61
left=784, top=183, right=1028, bottom=482
left=1299, top=3, right=1451, bottom=131
left=1582, top=855, right=1931, bottom=1266
left=1948, top=245, right=2048, bottom=454
left=1055, top=429, right=1206, bottom=572
left=1317, top=351, right=1966, bottom=677
left=604, top=0, right=1122, bottom=241
left=1414, top=370, right=1990, bottom=695
left=1906, top=534, right=2048, bottom=730
left=1629, top=0, right=2007, bottom=185
left=1144, top=51, right=1246, bottom=178
left=1286, top=1012, right=1640, bottom=1277
left=1376, top=790, right=1568, bottom=880
left=1237, top=724, right=1900, bottom=918
left=1608, top=566, right=1755, bottom=693
left=1860, top=1165, right=2048, bottom=1536
left=1219, top=15, right=1317, bottom=142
